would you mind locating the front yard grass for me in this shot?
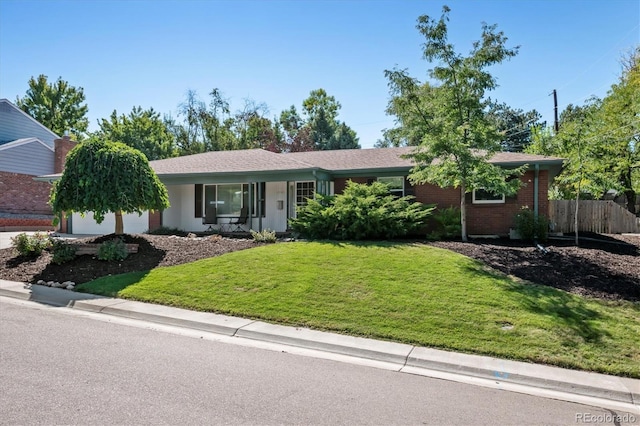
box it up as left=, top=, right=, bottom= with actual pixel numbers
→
left=76, top=241, right=640, bottom=378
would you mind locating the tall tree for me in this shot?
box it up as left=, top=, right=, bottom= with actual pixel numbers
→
left=598, top=47, right=640, bottom=214
left=302, top=88, right=341, bottom=122
left=16, top=74, right=89, bottom=138
left=50, top=138, right=169, bottom=235
left=486, top=102, right=543, bottom=152
left=95, top=106, right=177, bottom=160
left=280, top=89, right=359, bottom=151
left=385, top=6, right=524, bottom=241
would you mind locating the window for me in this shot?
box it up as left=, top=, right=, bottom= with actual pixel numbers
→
left=199, top=183, right=266, bottom=217
left=296, top=181, right=315, bottom=206
left=472, top=188, right=505, bottom=204
left=378, top=176, right=404, bottom=197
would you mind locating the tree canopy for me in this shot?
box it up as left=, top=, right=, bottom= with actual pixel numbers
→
left=16, top=74, right=89, bottom=139
left=95, top=106, right=177, bottom=160
left=526, top=47, right=639, bottom=214
left=279, top=89, right=360, bottom=151
left=51, top=138, right=169, bottom=235
left=384, top=6, right=524, bottom=241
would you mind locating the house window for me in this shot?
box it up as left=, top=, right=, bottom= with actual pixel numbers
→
left=296, top=181, right=315, bottom=206
left=378, top=176, right=404, bottom=197
left=472, top=188, right=505, bottom=204
left=201, top=183, right=265, bottom=217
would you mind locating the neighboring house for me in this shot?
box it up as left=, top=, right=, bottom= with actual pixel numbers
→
left=0, top=98, right=76, bottom=231
left=60, top=146, right=563, bottom=236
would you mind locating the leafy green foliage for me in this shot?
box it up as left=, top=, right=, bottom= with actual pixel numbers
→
left=95, top=106, right=177, bottom=160
left=97, top=238, right=129, bottom=261
left=514, top=208, right=549, bottom=242
left=486, top=102, right=543, bottom=152
left=384, top=7, right=525, bottom=241
left=11, top=232, right=51, bottom=257
left=428, top=207, right=462, bottom=240
left=51, top=239, right=77, bottom=264
left=50, top=138, right=170, bottom=234
left=250, top=229, right=277, bottom=243
left=526, top=47, right=639, bottom=214
left=15, top=74, right=88, bottom=139
left=289, top=181, right=434, bottom=240
left=279, top=89, right=360, bottom=151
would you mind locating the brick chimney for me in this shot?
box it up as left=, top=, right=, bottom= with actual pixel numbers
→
left=54, top=135, right=77, bottom=173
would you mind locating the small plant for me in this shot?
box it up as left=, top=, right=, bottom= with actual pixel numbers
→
left=11, top=232, right=51, bottom=257
left=514, top=208, right=549, bottom=242
left=428, top=207, right=462, bottom=240
left=51, top=239, right=77, bottom=264
left=250, top=229, right=277, bottom=243
left=97, top=238, right=129, bottom=261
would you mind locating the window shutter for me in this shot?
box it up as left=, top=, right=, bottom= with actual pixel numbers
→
left=195, top=184, right=203, bottom=218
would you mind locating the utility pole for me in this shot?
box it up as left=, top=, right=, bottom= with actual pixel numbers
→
left=552, top=89, right=559, bottom=132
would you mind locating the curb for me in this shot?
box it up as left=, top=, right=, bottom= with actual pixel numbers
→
left=1, top=279, right=638, bottom=409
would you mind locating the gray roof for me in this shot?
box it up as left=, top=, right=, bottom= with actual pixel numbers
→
left=150, top=147, right=563, bottom=176
left=0, top=98, right=59, bottom=148
left=151, top=149, right=316, bottom=176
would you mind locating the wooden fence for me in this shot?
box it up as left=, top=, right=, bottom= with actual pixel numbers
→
left=548, top=200, right=640, bottom=234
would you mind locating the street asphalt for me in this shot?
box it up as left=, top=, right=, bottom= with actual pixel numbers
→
left=0, top=278, right=638, bottom=415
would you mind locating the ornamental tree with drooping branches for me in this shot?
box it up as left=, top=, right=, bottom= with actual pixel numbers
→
left=50, top=138, right=169, bottom=235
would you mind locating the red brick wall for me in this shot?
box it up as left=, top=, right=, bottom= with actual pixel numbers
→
left=334, top=170, right=550, bottom=236
left=148, top=210, right=162, bottom=231
left=54, top=136, right=77, bottom=173
left=0, top=171, right=53, bottom=215
left=333, top=177, right=374, bottom=194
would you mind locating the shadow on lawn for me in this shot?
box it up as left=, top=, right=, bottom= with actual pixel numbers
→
left=466, top=263, right=611, bottom=345
left=505, top=282, right=611, bottom=345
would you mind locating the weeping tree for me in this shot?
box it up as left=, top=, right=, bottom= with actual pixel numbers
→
left=51, top=138, right=169, bottom=235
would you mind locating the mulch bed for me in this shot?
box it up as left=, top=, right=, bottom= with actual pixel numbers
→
left=0, top=232, right=638, bottom=302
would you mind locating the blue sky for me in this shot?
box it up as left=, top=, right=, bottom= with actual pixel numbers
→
left=1, top=0, right=638, bottom=148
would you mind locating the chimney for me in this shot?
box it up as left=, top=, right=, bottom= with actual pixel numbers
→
left=54, top=135, right=77, bottom=173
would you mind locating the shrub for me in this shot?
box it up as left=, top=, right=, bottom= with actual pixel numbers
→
left=97, top=238, right=129, bottom=261
left=146, top=226, right=188, bottom=237
left=514, top=208, right=549, bottom=242
left=250, top=229, right=277, bottom=243
left=289, top=181, right=434, bottom=240
left=51, top=239, right=77, bottom=264
left=11, top=232, right=51, bottom=257
left=428, top=207, right=462, bottom=240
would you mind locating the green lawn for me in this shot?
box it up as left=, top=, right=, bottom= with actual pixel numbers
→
left=77, top=241, right=640, bottom=377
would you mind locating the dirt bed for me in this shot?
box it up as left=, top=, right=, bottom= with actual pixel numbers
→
left=1, top=233, right=638, bottom=302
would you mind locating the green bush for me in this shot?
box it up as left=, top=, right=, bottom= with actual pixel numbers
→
left=250, top=229, right=277, bottom=243
left=514, top=208, right=549, bottom=242
left=97, top=238, right=129, bottom=261
left=51, top=239, right=77, bottom=264
left=289, top=181, right=434, bottom=240
left=11, top=232, right=51, bottom=257
left=428, top=207, right=462, bottom=240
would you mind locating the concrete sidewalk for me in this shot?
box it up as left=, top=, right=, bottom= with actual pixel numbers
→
left=1, top=279, right=638, bottom=413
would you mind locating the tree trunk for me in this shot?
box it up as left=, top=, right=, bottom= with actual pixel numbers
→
left=115, top=210, right=124, bottom=235
left=574, top=194, right=579, bottom=247
left=460, top=185, right=467, bottom=242
left=624, top=189, right=637, bottom=215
